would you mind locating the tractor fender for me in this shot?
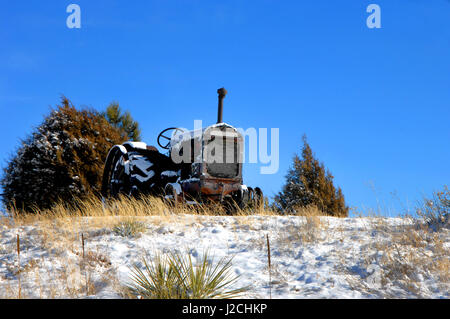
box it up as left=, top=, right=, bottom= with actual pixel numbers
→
left=122, top=141, right=148, bottom=152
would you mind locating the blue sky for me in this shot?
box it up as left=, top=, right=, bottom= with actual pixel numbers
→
left=1, top=1, right=449, bottom=216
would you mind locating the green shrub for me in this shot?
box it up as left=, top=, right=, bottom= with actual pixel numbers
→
left=274, top=135, right=348, bottom=217
left=103, top=102, right=141, bottom=141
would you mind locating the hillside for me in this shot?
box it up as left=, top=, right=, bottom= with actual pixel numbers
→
left=0, top=206, right=448, bottom=299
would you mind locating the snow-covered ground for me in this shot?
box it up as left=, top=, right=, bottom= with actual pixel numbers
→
left=0, top=214, right=448, bottom=299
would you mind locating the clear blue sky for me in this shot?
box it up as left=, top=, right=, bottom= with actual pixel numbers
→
left=1, top=1, right=449, bottom=216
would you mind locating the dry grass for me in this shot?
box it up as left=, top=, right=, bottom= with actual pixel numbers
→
left=416, top=186, right=449, bottom=231
left=3, top=194, right=282, bottom=226
left=343, top=214, right=449, bottom=298
left=277, top=205, right=329, bottom=248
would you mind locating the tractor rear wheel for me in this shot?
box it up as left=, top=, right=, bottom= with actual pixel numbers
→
left=102, top=146, right=161, bottom=198
left=103, top=147, right=131, bottom=198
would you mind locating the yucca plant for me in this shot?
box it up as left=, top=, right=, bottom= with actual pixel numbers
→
left=112, top=220, right=147, bottom=238
left=127, top=253, right=186, bottom=299
left=127, top=250, right=248, bottom=299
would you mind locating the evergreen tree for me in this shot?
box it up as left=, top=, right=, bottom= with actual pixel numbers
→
left=274, top=135, right=349, bottom=217
left=0, top=97, right=127, bottom=212
left=103, top=102, right=141, bottom=141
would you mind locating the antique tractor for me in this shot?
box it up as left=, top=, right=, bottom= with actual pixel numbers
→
left=101, top=88, right=263, bottom=210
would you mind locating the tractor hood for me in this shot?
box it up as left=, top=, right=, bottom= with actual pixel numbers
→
left=170, top=123, right=241, bottom=149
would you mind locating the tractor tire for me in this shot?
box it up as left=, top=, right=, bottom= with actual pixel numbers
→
left=102, top=145, right=131, bottom=198
left=102, top=145, right=163, bottom=198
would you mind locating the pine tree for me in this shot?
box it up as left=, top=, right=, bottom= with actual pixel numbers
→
left=103, top=102, right=141, bottom=141
left=274, top=135, right=349, bottom=217
left=0, top=97, right=127, bottom=212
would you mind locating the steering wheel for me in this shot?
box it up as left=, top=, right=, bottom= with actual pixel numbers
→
left=157, top=127, right=186, bottom=150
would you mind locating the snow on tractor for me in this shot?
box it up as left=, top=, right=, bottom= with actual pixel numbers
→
left=101, top=88, right=263, bottom=210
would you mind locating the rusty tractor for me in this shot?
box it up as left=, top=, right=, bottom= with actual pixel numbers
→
left=101, top=88, right=263, bottom=210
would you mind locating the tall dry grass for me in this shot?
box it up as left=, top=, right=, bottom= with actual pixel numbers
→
left=4, top=194, right=284, bottom=225
left=416, top=186, right=449, bottom=231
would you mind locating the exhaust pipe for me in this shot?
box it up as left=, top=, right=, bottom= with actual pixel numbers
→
left=217, top=87, right=227, bottom=124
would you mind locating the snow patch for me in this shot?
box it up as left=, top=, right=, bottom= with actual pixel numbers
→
left=123, top=141, right=148, bottom=150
